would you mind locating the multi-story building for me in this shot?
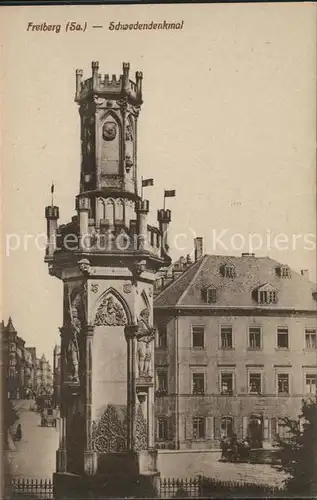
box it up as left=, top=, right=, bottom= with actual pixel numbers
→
left=153, top=238, right=317, bottom=450
left=1, top=318, right=53, bottom=398
left=35, top=354, right=53, bottom=395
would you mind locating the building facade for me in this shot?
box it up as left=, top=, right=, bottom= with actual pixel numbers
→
left=2, top=317, right=53, bottom=399
left=53, top=344, right=61, bottom=406
left=154, top=239, right=317, bottom=449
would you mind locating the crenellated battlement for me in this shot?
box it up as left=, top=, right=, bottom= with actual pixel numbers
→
left=75, top=61, right=143, bottom=103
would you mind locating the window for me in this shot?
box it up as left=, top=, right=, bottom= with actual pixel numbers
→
left=192, top=373, right=205, bottom=395
left=221, top=326, right=233, bottom=348
left=305, top=329, right=316, bottom=349
left=156, top=370, right=168, bottom=396
left=192, top=326, right=204, bottom=348
left=221, top=373, right=233, bottom=395
left=220, top=417, right=233, bottom=438
left=259, top=290, right=278, bottom=304
left=277, top=328, right=289, bottom=348
left=305, top=374, right=316, bottom=394
left=206, top=287, right=217, bottom=303
left=157, top=326, right=167, bottom=348
left=9, top=343, right=16, bottom=352
left=249, top=373, right=262, bottom=394
left=221, top=264, right=235, bottom=278
left=192, top=417, right=206, bottom=439
left=249, top=327, right=261, bottom=349
left=157, top=417, right=168, bottom=441
left=277, top=266, right=291, bottom=278
left=277, top=373, right=289, bottom=394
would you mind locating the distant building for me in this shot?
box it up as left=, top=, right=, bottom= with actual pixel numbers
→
left=154, top=238, right=317, bottom=450
left=53, top=344, right=61, bottom=406
left=1, top=317, right=53, bottom=399
left=35, top=354, right=53, bottom=396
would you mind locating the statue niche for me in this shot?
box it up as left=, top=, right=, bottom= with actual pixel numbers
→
left=64, top=285, right=87, bottom=383
left=94, top=292, right=128, bottom=327
left=136, top=308, right=155, bottom=378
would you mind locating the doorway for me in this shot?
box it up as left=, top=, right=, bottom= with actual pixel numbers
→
left=248, top=415, right=263, bottom=448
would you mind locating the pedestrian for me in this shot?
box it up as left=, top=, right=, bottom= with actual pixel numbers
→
left=15, top=423, right=22, bottom=441
left=220, top=436, right=227, bottom=460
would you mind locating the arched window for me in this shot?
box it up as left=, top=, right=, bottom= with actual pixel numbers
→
left=105, top=199, right=115, bottom=225
left=116, top=199, right=124, bottom=222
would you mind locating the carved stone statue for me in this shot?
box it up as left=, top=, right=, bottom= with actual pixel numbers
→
left=67, top=306, right=80, bottom=382
left=136, top=331, right=155, bottom=377
left=125, top=124, right=133, bottom=141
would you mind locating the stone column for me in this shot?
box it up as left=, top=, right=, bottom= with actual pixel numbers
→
left=124, top=325, right=139, bottom=451
left=147, top=338, right=155, bottom=449
left=83, top=325, right=97, bottom=475
left=56, top=327, right=68, bottom=473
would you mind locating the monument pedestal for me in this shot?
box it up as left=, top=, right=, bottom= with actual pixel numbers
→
left=53, top=449, right=160, bottom=499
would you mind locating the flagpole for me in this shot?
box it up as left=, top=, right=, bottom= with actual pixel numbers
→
left=163, top=190, right=166, bottom=211
left=141, top=176, right=143, bottom=199
left=51, top=181, right=54, bottom=207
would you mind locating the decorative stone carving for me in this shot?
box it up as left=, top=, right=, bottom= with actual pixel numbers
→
left=102, top=121, right=117, bottom=141
left=78, top=258, right=91, bottom=275
left=93, top=95, right=106, bottom=107
left=134, top=405, right=148, bottom=451
left=123, top=282, right=132, bottom=294
left=64, top=285, right=87, bottom=383
left=95, top=293, right=128, bottom=326
left=133, top=260, right=146, bottom=276
left=125, top=124, right=133, bottom=141
left=91, top=283, right=99, bottom=294
left=92, top=404, right=127, bottom=452
left=136, top=308, right=155, bottom=377
left=137, top=336, right=153, bottom=376
left=66, top=307, right=81, bottom=383
left=125, top=153, right=133, bottom=172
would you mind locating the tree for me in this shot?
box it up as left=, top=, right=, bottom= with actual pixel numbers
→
left=273, top=398, right=317, bottom=496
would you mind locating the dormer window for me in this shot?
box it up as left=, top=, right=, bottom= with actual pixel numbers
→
left=276, top=265, right=291, bottom=278
left=221, top=264, right=236, bottom=278
left=256, top=283, right=278, bottom=304
left=204, top=285, right=217, bottom=304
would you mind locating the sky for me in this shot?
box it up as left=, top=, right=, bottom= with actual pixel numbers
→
left=1, top=2, right=316, bottom=364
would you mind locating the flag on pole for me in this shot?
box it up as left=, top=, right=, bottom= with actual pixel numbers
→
left=142, top=178, right=154, bottom=187
left=164, top=189, right=176, bottom=198
left=51, top=183, right=54, bottom=194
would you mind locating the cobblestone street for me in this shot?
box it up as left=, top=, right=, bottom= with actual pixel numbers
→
left=6, top=400, right=59, bottom=480
left=158, top=451, right=287, bottom=488
left=6, top=401, right=287, bottom=489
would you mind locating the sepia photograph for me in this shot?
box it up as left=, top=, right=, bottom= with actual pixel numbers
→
left=1, top=2, right=316, bottom=498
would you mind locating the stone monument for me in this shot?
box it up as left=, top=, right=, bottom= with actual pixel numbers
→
left=44, top=61, right=172, bottom=498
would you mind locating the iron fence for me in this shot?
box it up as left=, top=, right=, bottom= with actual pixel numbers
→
left=5, top=475, right=286, bottom=499
left=160, top=477, right=202, bottom=498
left=159, top=476, right=286, bottom=498
left=5, top=478, right=53, bottom=499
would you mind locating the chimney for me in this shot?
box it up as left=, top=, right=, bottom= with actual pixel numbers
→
left=194, top=237, right=203, bottom=262
left=301, top=269, right=309, bottom=279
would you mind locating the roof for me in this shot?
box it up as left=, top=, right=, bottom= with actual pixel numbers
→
left=6, top=316, right=17, bottom=333
left=154, top=254, right=317, bottom=311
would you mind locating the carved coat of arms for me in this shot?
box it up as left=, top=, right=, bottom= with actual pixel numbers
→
left=102, top=121, right=117, bottom=141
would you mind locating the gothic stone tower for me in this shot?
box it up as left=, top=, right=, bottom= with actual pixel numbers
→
left=45, top=62, right=171, bottom=497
